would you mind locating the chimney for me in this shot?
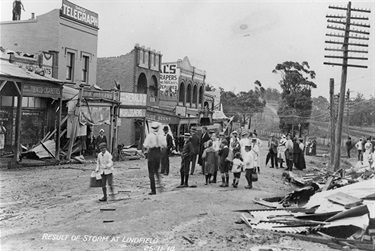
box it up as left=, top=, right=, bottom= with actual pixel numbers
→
left=31, top=13, right=35, bottom=19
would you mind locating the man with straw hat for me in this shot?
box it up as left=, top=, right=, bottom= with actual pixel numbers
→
left=143, top=122, right=167, bottom=195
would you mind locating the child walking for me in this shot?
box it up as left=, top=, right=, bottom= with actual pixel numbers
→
left=95, top=142, right=114, bottom=201
left=231, top=152, right=244, bottom=188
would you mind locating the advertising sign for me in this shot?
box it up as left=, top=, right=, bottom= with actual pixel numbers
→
left=120, top=92, right=147, bottom=107
left=61, top=0, right=99, bottom=28
left=22, top=83, right=61, bottom=98
left=120, top=108, right=146, bottom=118
left=160, top=63, right=179, bottom=98
left=175, top=106, right=186, bottom=116
left=83, top=90, right=114, bottom=100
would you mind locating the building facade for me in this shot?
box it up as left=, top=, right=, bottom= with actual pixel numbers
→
left=0, top=0, right=99, bottom=87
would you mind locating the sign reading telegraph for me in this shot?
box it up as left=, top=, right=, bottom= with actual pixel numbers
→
left=61, top=0, right=99, bottom=28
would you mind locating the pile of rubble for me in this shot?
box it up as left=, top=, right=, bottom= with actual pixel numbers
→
left=238, top=166, right=375, bottom=250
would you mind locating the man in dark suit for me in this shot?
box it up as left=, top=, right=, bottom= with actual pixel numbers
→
left=198, top=126, right=211, bottom=174
left=189, top=127, right=200, bottom=175
left=161, top=126, right=173, bottom=175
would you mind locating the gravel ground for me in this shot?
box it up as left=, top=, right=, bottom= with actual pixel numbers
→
left=0, top=140, right=339, bottom=251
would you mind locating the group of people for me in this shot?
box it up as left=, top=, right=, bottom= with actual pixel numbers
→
left=177, top=128, right=262, bottom=190
left=350, top=136, right=375, bottom=169
left=93, top=122, right=310, bottom=201
left=267, top=133, right=306, bottom=171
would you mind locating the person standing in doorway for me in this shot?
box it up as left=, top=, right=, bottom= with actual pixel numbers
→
left=0, top=122, right=6, bottom=153
left=95, top=143, right=114, bottom=202
left=189, top=127, right=200, bottom=175
left=12, top=0, right=25, bottom=21
left=96, top=129, right=107, bottom=152
left=143, top=122, right=167, bottom=195
left=160, top=126, right=173, bottom=175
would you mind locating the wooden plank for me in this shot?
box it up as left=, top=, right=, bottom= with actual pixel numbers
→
left=326, top=191, right=362, bottom=209
left=40, top=141, right=55, bottom=158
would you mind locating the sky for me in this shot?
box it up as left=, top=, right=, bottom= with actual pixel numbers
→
left=1, top=0, right=374, bottom=99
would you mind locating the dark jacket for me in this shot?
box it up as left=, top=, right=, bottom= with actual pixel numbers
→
left=182, top=140, right=194, bottom=160
left=190, top=133, right=200, bottom=154
left=166, top=134, right=173, bottom=151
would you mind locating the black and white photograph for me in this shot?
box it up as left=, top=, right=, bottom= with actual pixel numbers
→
left=0, top=0, right=374, bottom=250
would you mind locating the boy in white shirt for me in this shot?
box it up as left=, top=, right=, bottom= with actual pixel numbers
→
left=95, top=142, right=114, bottom=202
left=231, top=152, right=243, bottom=188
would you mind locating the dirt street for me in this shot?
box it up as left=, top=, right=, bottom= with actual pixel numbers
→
left=0, top=140, right=337, bottom=251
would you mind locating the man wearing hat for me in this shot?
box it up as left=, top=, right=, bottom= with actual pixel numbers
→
left=189, top=127, right=200, bottom=175
left=96, top=129, right=107, bottom=152
left=268, top=134, right=278, bottom=168
left=143, top=122, right=167, bottom=195
left=198, top=126, right=211, bottom=173
left=178, top=133, right=194, bottom=188
left=95, top=142, right=114, bottom=202
left=160, top=126, right=173, bottom=175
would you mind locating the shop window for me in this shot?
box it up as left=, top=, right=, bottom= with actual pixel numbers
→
left=22, top=97, right=28, bottom=107
left=35, top=97, right=41, bottom=107
left=1, top=96, right=13, bottom=106
left=66, top=52, right=74, bottom=80
left=28, top=97, right=35, bottom=107
left=82, top=55, right=89, bottom=83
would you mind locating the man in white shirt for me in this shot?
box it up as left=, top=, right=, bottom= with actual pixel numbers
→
left=143, top=122, right=167, bottom=195
left=355, top=138, right=363, bottom=161
left=239, top=131, right=251, bottom=159
left=95, top=142, right=114, bottom=202
left=243, top=143, right=255, bottom=189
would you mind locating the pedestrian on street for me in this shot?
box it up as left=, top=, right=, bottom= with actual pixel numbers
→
left=160, top=126, right=173, bottom=175
left=86, top=131, right=96, bottom=156
left=202, top=140, right=217, bottom=185
left=143, top=122, right=167, bottom=195
left=277, top=134, right=287, bottom=168
left=218, top=139, right=230, bottom=187
left=243, top=143, right=255, bottom=189
left=211, top=131, right=221, bottom=183
left=95, top=142, right=114, bottom=202
left=268, top=134, right=278, bottom=168
left=198, top=126, right=211, bottom=174
left=189, top=127, right=200, bottom=175
left=231, top=152, right=243, bottom=188
left=178, top=133, right=194, bottom=188
left=355, top=138, right=363, bottom=161
left=239, top=131, right=251, bottom=159
left=346, top=136, right=352, bottom=158
left=96, top=129, right=107, bottom=152
left=251, top=137, right=260, bottom=173
left=285, top=134, right=294, bottom=171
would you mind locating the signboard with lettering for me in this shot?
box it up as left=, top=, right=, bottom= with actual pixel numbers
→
left=120, top=108, right=146, bottom=118
left=160, top=63, right=179, bottom=99
left=61, top=0, right=99, bottom=28
left=175, top=106, right=186, bottom=116
left=82, top=90, right=114, bottom=100
left=22, top=83, right=61, bottom=98
left=120, top=92, right=147, bottom=107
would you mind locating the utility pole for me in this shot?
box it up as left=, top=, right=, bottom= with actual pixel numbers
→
left=329, top=79, right=335, bottom=168
left=324, top=1, right=371, bottom=172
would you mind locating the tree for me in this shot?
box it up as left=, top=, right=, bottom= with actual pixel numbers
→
left=220, top=87, right=266, bottom=125
left=272, top=61, right=317, bottom=135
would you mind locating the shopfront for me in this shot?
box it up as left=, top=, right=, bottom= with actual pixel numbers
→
left=0, top=58, right=63, bottom=162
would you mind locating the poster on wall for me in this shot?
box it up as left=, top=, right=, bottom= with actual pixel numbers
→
left=160, top=63, right=179, bottom=99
